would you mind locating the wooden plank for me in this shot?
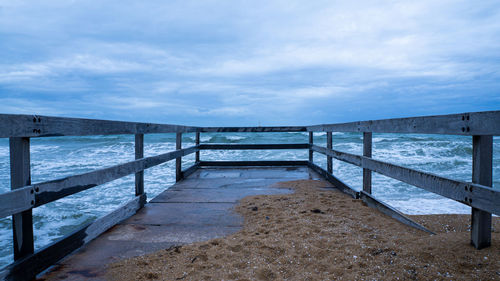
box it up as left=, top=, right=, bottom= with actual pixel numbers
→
left=135, top=134, right=144, bottom=196
left=182, top=163, right=200, bottom=179
left=199, top=161, right=309, bottom=167
left=176, top=133, right=182, bottom=182
left=307, top=162, right=359, bottom=199
left=363, top=132, right=372, bottom=194
left=199, top=126, right=307, bottom=132
left=0, top=194, right=146, bottom=281
left=195, top=132, right=200, bottom=162
left=0, top=187, right=34, bottom=219
left=471, top=135, right=493, bottom=249
left=198, top=143, right=310, bottom=150
left=359, top=191, right=434, bottom=234
left=310, top=145, right=362, bottom=166
left=1, top=111, right=498, bottom=138
left=310, top=145, right=500, bottom=215
left=9, top=138, right=34, bottom=263
left=33, top=146, right=198, bottom=207
left=2, top=111, right=498, bottom=138
left=0, top=114, right=199, bottom=138
left=307, top=110, right=500, bottom=136
left=326, top=132, right=332, bottom=174
left=309, top=132, right=314, bottom=162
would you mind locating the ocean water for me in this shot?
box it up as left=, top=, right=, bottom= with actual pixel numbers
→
left=0, top=132, right=498, bottom=267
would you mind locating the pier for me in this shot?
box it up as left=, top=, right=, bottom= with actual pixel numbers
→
left=0, top=111, right=499, bottom=280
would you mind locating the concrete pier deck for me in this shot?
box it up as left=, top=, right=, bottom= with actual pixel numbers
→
left=41, top=166, right=322, bottom=280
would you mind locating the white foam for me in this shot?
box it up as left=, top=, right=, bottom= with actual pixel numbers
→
left=226, top=135, right=246, bottom=141
left=385, top=198, right=471, bottom=215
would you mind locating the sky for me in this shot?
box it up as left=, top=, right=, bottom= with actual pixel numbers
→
left=0, top=0, right=499, bottom=126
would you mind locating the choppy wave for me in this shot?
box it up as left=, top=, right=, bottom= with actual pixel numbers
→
left=0, top=133, right=498, bottom=267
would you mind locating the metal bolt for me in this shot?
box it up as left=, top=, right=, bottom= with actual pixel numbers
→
left=31, top=200, right=34, bottom=205
left=466, top=127, right=470, bottom=132
left=35, top=187, right=39, bottom=192
left=461, top=127, right=465, bottom=132
left=33, top=117, right=37, bottom=123
left=469, top=198, right=472, bottom=203
left=464, top=186, right=468, bottom=191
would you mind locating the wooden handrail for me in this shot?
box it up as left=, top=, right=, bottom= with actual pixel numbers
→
left=0, top=110, right=498, bottom=280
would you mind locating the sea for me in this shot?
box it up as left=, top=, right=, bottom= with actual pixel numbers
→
left=0, top=132, right=498, bottom=267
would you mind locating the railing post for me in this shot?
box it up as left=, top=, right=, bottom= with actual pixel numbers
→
left=363, top=132, right=372, bottom=194
left=195, top=132, right=200, bottom=163
left=471, top=135, right=493, bottom=249
left=308, top=132, right=313, bottom=163
left=176, top=132, right=182, bottom=182
left=327, top=132, right=332, bottom=174
left=9, top=137, right=34, bottom=262
left=135, top=134, right=144, bottom=196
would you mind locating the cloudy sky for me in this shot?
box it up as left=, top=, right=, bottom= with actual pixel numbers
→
left=0, top=0, right=499, bottom=126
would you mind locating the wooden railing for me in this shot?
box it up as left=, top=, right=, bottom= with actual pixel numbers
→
left=306, top=111, right=500, bottom=251
left=0, top=111, right=498, bottom=280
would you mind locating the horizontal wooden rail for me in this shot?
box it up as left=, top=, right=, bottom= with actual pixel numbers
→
left=311, top=145, right=500, bottom=215
left=359, top=191, right=434, bottom=234
left=307, top=162, right=358, bottom=199
left=34, top=145, right=198, bottom=207
left=0, top=114, right=199, bottom=138
left=0, top=194, right=146, bottom=281
left=199, top=126, right=307, bottom=132
left=3, top=110, right=498, bottom=138
left=198, top=143, right=309, bottom=150
left=308, top=162, right=434, bottom=234
left=0, top=187, right=34, bottom=220
left=0, top=146, right=198, bottom=218
left=199, top=161, right=309, bottom=167
left=307, top=110, right=500, bottom=135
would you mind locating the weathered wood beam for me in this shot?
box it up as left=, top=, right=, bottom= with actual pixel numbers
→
left=0, top=114, right=198, bottom=138
left=199, top=126, right=307, bottom=132
left=310, top=145, right=362, bottom=166
left=0, top=187, right=33, bottom=219
left=176, top=133, right=182, bottom=182
left=135, top=134, right=144, bottom=196
left=310, top=145, right=500, bottom=215
left=307, top=110, right=500, bottom=136
left=359, top=191, right=434, bottom=234
left=9, top=138, right=34, bottom=264
left=307, top=162, right=359, bottom=199
left=195, top=132, right=200, bottom=162
left=199, top=161, right=309, bottom=167
left=308, top=132, right=314, bottom=163
left=2, top=111, right=498, bottom=138
left=326, top=132, right=332, bottom=174
left=471, top=135, right=493, bottom=249
left=363, top=132, right=372, bottom=194
left=198, top=143, right=310, bottom=150
left=30, top=146, right=198, bottom=207
left=0, top=194, right=146, bottom=281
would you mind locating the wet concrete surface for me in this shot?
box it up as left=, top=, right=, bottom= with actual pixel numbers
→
left=39, top=166, right=321, bottom=281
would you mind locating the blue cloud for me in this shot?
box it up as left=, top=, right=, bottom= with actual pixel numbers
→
left=0, top=0, right=499, bottom=125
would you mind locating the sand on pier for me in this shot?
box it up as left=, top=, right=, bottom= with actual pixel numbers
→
left=107, top=180, right=500, bottom=280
